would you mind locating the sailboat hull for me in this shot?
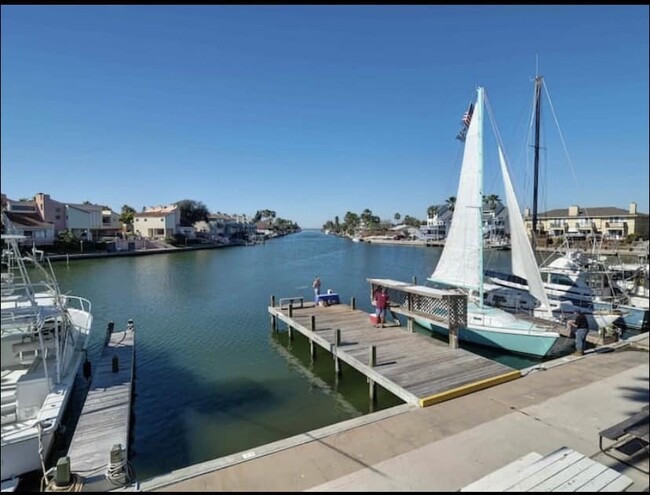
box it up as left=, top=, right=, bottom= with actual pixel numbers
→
left=415, top=317, right=566, bottom=358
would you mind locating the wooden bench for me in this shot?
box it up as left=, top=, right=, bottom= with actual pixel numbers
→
left=599, top=404, right=649, bottom=452
left=599, top=404, right=649, bottom=473
left=461, top=446, right=634, bottom=492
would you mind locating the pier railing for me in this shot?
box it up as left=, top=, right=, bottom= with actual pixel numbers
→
left=368, top=278, right=467, bottom=348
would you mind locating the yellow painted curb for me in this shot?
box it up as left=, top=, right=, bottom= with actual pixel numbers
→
left=419, top=369, right=522, bottom=408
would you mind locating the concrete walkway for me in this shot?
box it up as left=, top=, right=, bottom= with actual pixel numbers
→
left=138, top=335, right=649, bottom=492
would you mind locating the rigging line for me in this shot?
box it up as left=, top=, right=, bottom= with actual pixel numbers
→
left=542, top=80, right=588, bottom=217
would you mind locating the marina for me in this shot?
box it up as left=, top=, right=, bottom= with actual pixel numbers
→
left=2, top=230, right=647, bottom=491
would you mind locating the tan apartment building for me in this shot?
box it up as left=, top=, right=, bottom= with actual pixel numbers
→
left=524, top=202, right=649, bottom=241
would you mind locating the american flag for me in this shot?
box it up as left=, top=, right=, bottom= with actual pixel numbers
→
left=456, top=102, right=474, bottom=141
left=462, top=103, right=474, bottom=127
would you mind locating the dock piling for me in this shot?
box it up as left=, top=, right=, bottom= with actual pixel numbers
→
left=270, top=296, right=277, bottom=332
left=334, top=329, right=341, bottom=375
left=351, top=297, right=356, bottom=310
left=310, top=316, right=316, bottom=360
left=368, top=345, right=377, bottom=402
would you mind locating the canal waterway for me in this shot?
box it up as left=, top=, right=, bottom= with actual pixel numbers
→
left=50, top=229, right=545, bottom=482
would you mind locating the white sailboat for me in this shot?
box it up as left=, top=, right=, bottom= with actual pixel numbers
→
left=416, top=86, right=571, bottom=358
left=483, top=76, right=628, bottom=332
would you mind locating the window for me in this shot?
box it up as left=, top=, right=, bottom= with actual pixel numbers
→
left=550, top=273, right=574, bottom=286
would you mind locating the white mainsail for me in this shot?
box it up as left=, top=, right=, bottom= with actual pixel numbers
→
left=431, top=87, right=484, bottom=291
left=497, top=146, right=552, bottom=316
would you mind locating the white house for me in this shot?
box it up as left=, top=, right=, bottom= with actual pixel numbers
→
left=134, top=205, right=180, bottom=239
left=65, top=203, right=104, bottom=241
left=419, top=205, right=454, bottom=241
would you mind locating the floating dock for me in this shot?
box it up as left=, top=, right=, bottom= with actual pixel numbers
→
left=268, top=281, right=520, bottom=407
left=58, top=320, right=136, bottom=492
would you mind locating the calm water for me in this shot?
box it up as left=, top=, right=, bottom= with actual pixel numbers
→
left=48, top=230, right=537, bottom=482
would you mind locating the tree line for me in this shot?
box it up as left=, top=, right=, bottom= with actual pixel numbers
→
left=322, top=194, right=502, bottom=235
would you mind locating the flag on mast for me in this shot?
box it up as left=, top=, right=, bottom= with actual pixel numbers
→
left=455, top=102, right=474, bottom=142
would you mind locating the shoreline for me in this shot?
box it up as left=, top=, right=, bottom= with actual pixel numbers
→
left=349, top=236, right=648, bottom=257
left=45, top=241, right=241, bottom=262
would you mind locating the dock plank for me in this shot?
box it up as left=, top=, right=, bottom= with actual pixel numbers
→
left=269, top=302, right=518, bottom=407
left=65, top=325, right=135, bottom=491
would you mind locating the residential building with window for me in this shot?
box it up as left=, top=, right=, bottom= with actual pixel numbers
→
left=34, top=193, right=66, bottom=232
left=2, top=196, right=56, bottom=245
left=134, top=205, right=180, bottom=239
left=523, top=202, right=649, bottom=241
left=419, top=205, right=453, bottom=241
left=482, top=202, right=509, bottom=239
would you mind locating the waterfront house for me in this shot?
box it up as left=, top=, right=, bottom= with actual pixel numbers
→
left=482, top=202, right=509, bottom=239
left=524, top=202, right=649, bottom=241
left=65, top=203, right=104, bottom=241
left=34, top=193, right=67, bottom=233
left=2, top=192, right=123, bottom=244
left=2, top=196, right=56, bottom=245
left=194, top=213, right=254, bottom=242
left=134, top=205, right=180, bottom=240
left=419, top=205, right=453, bottom=241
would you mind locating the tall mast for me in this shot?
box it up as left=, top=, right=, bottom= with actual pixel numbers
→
left=532, top=75, right=543, bottom=241
left=477, top=87, right=484, bottom=309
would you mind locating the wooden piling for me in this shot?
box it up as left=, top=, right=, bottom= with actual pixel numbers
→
left=351, top=297, right=356, bottom=310
left=334, top=328, right=341, bottom=375
left=271, top=295, right=277, bottom=332
left=368, top=345, right=377, bottom=402
left=310, top=316, right=316, bottom=360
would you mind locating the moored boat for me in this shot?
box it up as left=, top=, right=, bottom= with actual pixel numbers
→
left=1, top=233, right=94, bottom=486
left=416, top=87, right=570, bottom=358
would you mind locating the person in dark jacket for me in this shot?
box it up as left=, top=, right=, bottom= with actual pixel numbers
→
left=567, top=311, right=589, bottom=356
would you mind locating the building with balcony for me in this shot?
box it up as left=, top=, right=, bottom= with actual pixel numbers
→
left=524, top=202, right=649, bottom=241
left=419, top=205, right=453, bottom=241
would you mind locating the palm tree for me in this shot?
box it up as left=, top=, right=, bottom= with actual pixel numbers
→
left=484, top=194, right=501, bottom=210
left=394, top=213, right=401, bottom=224
left=445, top=196, right=457, bottom=212
left=360, top=208, right=373, bottom=226
left=427, top=205, right=439, bottom=219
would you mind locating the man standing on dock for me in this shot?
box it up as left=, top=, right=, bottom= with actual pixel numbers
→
left=313, top=276, right=321, bottom=299
left=568, top=311, right=589, bottom=356
left=374, top=287, right=390, bottom=328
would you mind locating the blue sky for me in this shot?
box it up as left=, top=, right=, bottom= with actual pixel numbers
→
left=2, top=5, right=648, bottom=228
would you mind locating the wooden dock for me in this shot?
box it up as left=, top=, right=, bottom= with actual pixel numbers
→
left=63, top=320, right=136, bottom=491
left=268, top=299, right=519, bottom=408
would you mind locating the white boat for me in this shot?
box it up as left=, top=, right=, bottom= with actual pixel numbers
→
left=486, top=249, right=627, bottom=331
left=480, top=75, right=628, bottom=334
left=416, top=86, right=570, bottom=358
left=1, top=233, right=93, bottom=486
